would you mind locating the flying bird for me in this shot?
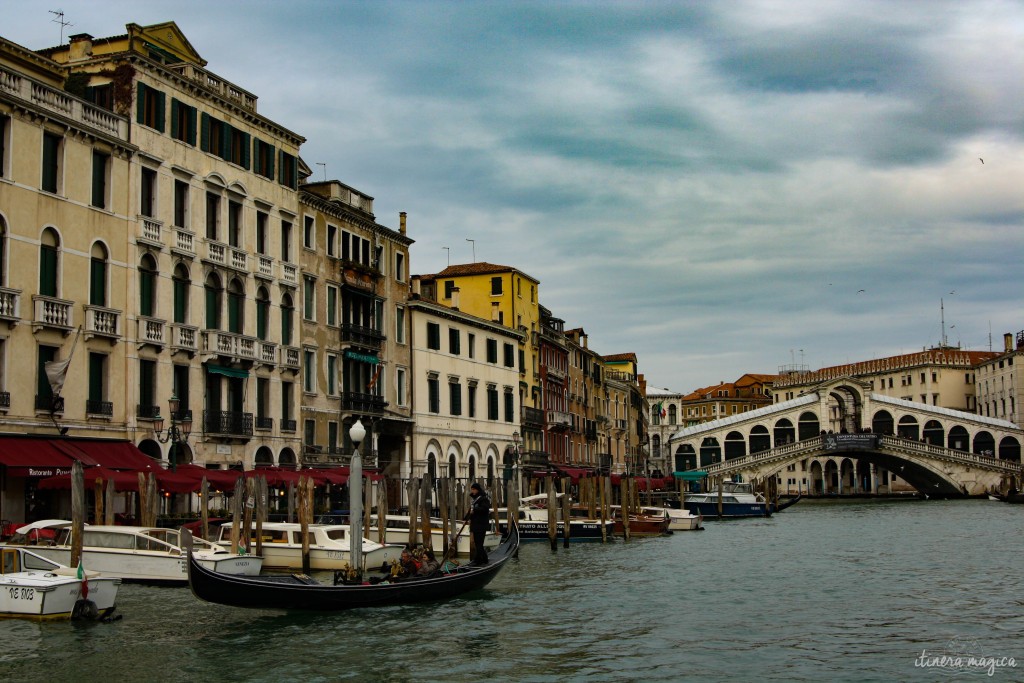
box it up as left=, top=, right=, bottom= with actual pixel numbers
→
left=857, top=289, right=865, bottom=293
left=979, top=158, right=984, bottom=164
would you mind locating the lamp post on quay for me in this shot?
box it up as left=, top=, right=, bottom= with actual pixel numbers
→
left=154, top=394, right=192, bottom=472
left=348, top=417, right=366, bottom=578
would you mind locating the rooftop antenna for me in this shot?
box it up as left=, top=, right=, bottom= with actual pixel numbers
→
left=940, top=297, right=947, bottom=347
left=315, top=162, right=326, bottom=182
left=442, top=246, right=450, bottom=266
left=49, top=9, right=73, bottom=44
left=466, top=238, right=475, bottom=262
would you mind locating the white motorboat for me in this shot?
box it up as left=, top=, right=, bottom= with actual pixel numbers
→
left=683, top=480, right=771, bottom=518
left=0, top=545, right=120, bottom=620
left=366, top=515, right=502, bottom=555
left=503, top=494, right=616, bottom=541
left=214, top=521, right=403, bottom=571
left=659, top=506, right=703, bottom=531
left=14, top=521, right=261, bottom=585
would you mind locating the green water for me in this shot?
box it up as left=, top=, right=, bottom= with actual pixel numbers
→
left=2, top=499, right=1021, bottom=682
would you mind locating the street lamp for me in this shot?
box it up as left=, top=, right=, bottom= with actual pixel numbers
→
left=154, top=394, right=192, bottom=472
left=348, top=418, right=366, bottom=578
left=510, top=431, right=522, bottom=500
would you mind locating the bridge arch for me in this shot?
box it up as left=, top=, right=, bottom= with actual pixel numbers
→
left=840, top=458, right=856, bottom=493
left=872, top=410, right=894, bottom=435
left=798, top=411, right=820, bottom=440
left=749, top=425, right=770, bottom=454
left=809, top=460, right=824, bottom=494
left=675, top=444, right=697, bottom=471
left=724, top=432, right=745, bottom=460
left=826, top=383, right=865, bottom=432
left=897, top=415, right=919, bottom=440
left=699, top=438, right=720, bottom=467
left=973, top=431, right=994, bottom=455
left=1000, top=437, right=1021, bottom=462
left=923, top=420, right=944, bottom=446
left=947, top=426, right=969, bottom=452
left=774, top=418, right=795, bottom=446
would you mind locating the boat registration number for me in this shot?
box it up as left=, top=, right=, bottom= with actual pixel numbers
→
left=326, top=551, right=345, bottom=560
left=7, top=586, right=35, bottom=601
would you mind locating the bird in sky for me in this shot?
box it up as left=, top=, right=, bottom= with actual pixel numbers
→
left=950, top=290, right=956, bottom=295
left=979, top=158, right=984, bottom=164
left=857, top=289, right=866, bottom=293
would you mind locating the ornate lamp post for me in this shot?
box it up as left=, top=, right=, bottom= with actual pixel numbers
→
left=154, top=394, right=192, bottom=472
left=348, top=418, right=366, bottom=578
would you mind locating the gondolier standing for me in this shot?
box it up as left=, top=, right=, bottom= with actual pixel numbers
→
left=464, top=483, right=491, bottom=566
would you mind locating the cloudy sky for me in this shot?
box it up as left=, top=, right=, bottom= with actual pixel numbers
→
left=7, top=1, right=1022, bottom=393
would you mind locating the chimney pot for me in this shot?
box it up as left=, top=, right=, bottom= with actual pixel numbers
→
left=399, top=212, right=407, bottom=235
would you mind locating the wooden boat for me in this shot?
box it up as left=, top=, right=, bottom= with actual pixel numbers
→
left=773, top=494, right=802, bottom=512
left=663, top=506, right=703, bottom=531
left=186, top=522, right=520, bottom=611
left=213, top=521, right=403, bottom=571
left=609, top=505, right=671, bottom=536
left=14, top=521, right=261, bottom=585
left=0, top=545, right=120, bottom=620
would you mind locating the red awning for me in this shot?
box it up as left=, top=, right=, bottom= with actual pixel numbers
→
left=37, top=466, right=149, bottom=492
left=0, top=437, right=78, bottom=474
left=174, top=463, right=242, bottom=491
left=61, top=439, right=158, bottom=470
left=551, top=465, right=592, bottom=483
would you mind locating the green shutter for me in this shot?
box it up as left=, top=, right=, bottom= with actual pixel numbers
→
left=267, top=143, right=275, bottom=179
left=187, top=105, right=197, bottom=146
left=173, top=278, right=186, bottom=324
left=139, top=360, right=154, bottom=406
left=89, top=354, right=103, bottom=402
left=200, top=112, right=210, bottom=151
left=91, top=152, right=106, bottom=208
left=221, top=122, right=231, bottom=161
left=41, top=134, right=58, bottom=193
left=136, top=82, right=147, bottom=124
left=140, top=269, right=154, bottom=317
left=37, top=348, right=54, bottom=399
left=39, top=246, right=57, bottom=297
left=155, top=90, right=166, bottom=132
left=206, top=286, right=218, bottom=329
left=170, top=99, right=179, bottom=139
left=290, top=155, right=298, bottom=189
left=90, top=258, right=106, bottom=306
left=256, top=300, right=267, bottom=339
left=228, top=293, right=241, bottom=333
left=241, top=132, right=251, bottom=170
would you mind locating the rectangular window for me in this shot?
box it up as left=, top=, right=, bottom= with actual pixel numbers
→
left=395, top=306, right=406, bottom=344
left=449, top=328, right=461, bottom=355
left=41, top=132, right=61, bottom=194
left=136, top=82, right=166, bottom=132
left=170, top=98, right=197, bottom=145
left=428, top=376, right=440, bottom=413
left=396, top=367, right=407, bottom=407
left=253, top=138, right=275, bottom=179
left=174, top=180, right=189, bottom=228
left=281, top=221, right=292, bottom=261
left=0, top=115, right=8, bottom=179
left=341, top=230, right=350, bottom=260
left=503, top=343, right=515, bottom=368
left=256, top=211, right=267, bottom=254
left=467, top=333, right=475, bottom=359
left=327, top=354, right=337, bottom=395
left=303, top=276, right=315, bottom=320
left=444, top=281, right=455, bottom=299
left=140, top=167, right=157, bottom=217
left=327, top=225, right=337, bottom=257
left=468, top=384, right=477, bottom=418
left=229, top=126, right=249, bottom=168
left=138, top=358, right=156, bottom=409
left=395, top=252, right=405, bottom=281
left=206, top=192, right=220, bottom=240
left=303, top=349, right=316, bottom=393
left=173, top=364, right=190, bottom=415
left=88, top=352, right=106, bottom=405
left=37, top=345, right=57, bottom=404
left=228, top=200, right=242, bottom=248
left=486, top=339, right=498, bottom=364
left=491, top=276, right=503, bottom=295
left=279, top=151, right=298, bottom=189
left=256, top=377, right=269, bottom=419
left=282, top=381, right=293, bottom=422
left=504, top=389, right=514, bottom=423
left=91, top=150, right=109, bottom=209
left=449, top=380, right=462, bottom=416
left=487, top=385, right=499, bottom=421
left=304, top=215, right=315, bottom=249
left=326, top=285, right=338, bottom=326
left=427, top=322, right=441, bottom=350
left=304, top=419, right=316, bottom=446
left=328, top=421, right=338, bottom=451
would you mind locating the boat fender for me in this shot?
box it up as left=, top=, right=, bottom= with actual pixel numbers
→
left=72, top=599, right=99, bottom=620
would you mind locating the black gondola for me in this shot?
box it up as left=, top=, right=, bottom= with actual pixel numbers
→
left=186, top=522, right=519, bottom=610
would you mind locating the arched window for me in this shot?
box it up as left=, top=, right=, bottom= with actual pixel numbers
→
left=668, top=404, right=677, bottom=425
left=448, top=453, right=457, bottom=479
left=256, top=286, right=270, bottom=340
left=468, top=454, right=476, bottom=482
left=39, top=228, right=59, bottom=297
left=90, top=242, right=108, bottom=306
left=138, top=254, right=158, bottom=317
left=205, top=273, right=222, bottom=329
left=172, top=263, right=190, bottom=324
left=227, top=278, right=244, bottom=334
left=281, top=292, right=294, bottom=345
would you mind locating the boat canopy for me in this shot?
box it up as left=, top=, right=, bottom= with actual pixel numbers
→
left=673, top=471, right=708, bottom=481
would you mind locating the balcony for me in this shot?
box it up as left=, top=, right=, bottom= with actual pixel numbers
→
left=173, top=228, right=195, bottom=256
left=137, top=316, right=166, bottom=348
left=170, top=323, right=199, bottom=354
left=255, top=416, right=274, bottom=431
left=341, top=391, right=386, bottom=414
left=205, top=240, right=227, bottom=266
left=521, top=450, right=550, bottom=469
left=341, top=266, right=378, bottom=293
left=523, top=406, right=545, bottom=427
left=0, top=391, right=9, bottom=410
left=35, top=394, right=63, bottom=413
left=86, top=400, right=113, bottom=417
left=280, top=419, right=297, bottom=432
left=202, top=330, right=257, bottom=363
left=138, top=216, right=163, bottom=248
left=0, top=65, right=128, bottom=138
left=256, top=255, right=274, bottom=280
left=32, top=295, right=74, bottom=333
left=229, top=246, right=247, bottom=271
left=136, top=404, right=161, bottom=420
left=203, top=410, right=253, bottom=438
left=0, top=287, right=21, bottom=325
left=280, top=346, right=300, bottom=370
left=547, top=409, right=572, bottom=430
left=280, top=262, right=298, bottom=286
left=258, top=341, right=278, bottom=366
left=340, top=323, right=384, bottom=349
left=84, top=305, right=121, bottom=342
left=546, top=365, right=566, bottom=381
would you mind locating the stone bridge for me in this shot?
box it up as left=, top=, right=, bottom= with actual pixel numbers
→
left=667, top=378, right=1023, bottom=497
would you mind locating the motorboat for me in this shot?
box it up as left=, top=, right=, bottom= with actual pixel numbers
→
left=187, top=523, right=519, bottom=611
left=365, top=515, right=502, bottom=555
left=683, top=480, right=770, bottom=518
left=609, top=505, right=671, bottom=536
left=661, top=506, right=703, bottom=531
left=214, top=521, right=403, bottom=571
left=13, top=521, right=261, bottom=585
left=0, top=545, right=120, bottom=620
left=501, top=494, right=615, bottom=541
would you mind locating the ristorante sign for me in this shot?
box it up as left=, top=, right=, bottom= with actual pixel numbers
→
left=823, top=434, right=881, bottom=451
left=9, top=467, right=73, bottom=478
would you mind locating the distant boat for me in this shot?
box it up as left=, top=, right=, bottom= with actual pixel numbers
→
left=364, top=514, right=502, bottom=555
left=186, top=523, right=520, bottom=611
left=0, top=545, right=119, bottom=620
left=213, top=521, right=403, bottom=571
left=683, top=480, right=771, bottom=519
left=500, top=494, right=615, bottom=541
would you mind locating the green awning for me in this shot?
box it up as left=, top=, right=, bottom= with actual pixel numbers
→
left=205, top=364, right=249, bottom=379
left=344, top=350, right=379, bottom=364
left=674, top=470, right=708, bottom=481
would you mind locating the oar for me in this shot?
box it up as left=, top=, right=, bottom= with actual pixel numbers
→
left=443, top=519, right=468, bottom=567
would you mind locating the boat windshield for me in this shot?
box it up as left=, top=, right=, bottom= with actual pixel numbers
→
left=324, top=529, right=348, bottom=541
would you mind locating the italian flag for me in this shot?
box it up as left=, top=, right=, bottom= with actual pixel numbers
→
left=77, top=558, right=89, bottom=599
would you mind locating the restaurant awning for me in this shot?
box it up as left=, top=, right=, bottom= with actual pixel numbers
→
left=205, top=363, right=250, bottom=378
left=59, top=439, right=157, bottom=470
left=0, top=437, right=79, bottom=474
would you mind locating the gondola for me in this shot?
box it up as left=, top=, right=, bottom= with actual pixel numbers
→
left=186, top=522, right=519, bottom=611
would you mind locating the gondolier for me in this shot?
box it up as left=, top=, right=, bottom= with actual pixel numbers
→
left=464, top=483, right=491, bottom=566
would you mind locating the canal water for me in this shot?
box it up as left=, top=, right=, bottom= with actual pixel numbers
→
left=2, top=499, right=1021, bottom=682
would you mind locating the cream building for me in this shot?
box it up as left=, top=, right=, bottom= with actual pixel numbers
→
left=407, top=289, right=522, bottom=492
left=975, top=332, right=1023, bottom=428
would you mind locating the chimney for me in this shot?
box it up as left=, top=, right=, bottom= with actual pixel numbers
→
left=582, top=333, right=588, bottom=350
left=491, top=302, right=500, bottom=322
left=451, top=287, right=460, bottom=310
left=399, top=212, right=407, bottom=236
left=1005, top=333, right=1014, bottom=352
left=411, top=276, right=421, bottom=297
left=69, top=33, right=94, bottom=61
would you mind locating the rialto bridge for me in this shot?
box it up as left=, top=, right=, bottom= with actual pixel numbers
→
left=667, top=378, right=1023, bottom=497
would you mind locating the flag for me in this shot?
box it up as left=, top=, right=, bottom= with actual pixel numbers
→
left=77, top=557, right=89, bottom=599
left=45, top=357, right=73, bottom=395
left=367, top=364, right=382, bottom=390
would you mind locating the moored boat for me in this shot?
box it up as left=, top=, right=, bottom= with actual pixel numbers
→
left=0, top=545, right=120, bottom=620
left=664, top=506, right=703, bottom=531
left=187, top=522, right=520, bottom=611
left=365, top=515, right=502, bottom=555
left=500, top=495, right=615, bottom=541
left=609, top=505, right=671, bottom=536
left=14, top=521, right=261, bottom=585
left=683, top=480, right=771, bottom=519
left=214, top=521, right=403, bottom=571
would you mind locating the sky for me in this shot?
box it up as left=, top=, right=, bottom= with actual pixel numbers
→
left=6, top=1, right=1023, bottom=394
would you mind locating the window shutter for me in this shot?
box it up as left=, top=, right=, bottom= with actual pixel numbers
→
left=136, top=82, right=147, bottom=124
left=89, top=354, right=103, bottom=403
left=228, top=294, right=240, bottom=333
left=155, top=90, right=166, bottom=132
left=39, top=246, right=57, bottom=297
left=200, top=112, right=210, bottom=151
left=173, top=278, right=186, bottom=324
left=256, top=300, right=267, bottom=339
left=91, top=152, right=106, bottom=208
left=291, top=155, right=298, bottom=189
left=187, top=105, right=197, bottom=146
left=170, top=99, right=179, bottom=139
left=206, top=286, right=218, bottom=329
left=241, top=132, right=251, bottom=170
left=139, top=269, right=154, bottom=317
left=90, top=258, right=106, bottom=306
left=267, top=144, right=275, bottom=179
left=221, top=122, right=231, bottom=161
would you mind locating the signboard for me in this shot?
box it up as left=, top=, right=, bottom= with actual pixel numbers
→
left=344, top=350, right=379, bottom=364
left=823, top=434, right=881, bottom=451
left=8, top=467, right=72, bottom=478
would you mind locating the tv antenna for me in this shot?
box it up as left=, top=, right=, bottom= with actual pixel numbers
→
left=49, top=10, right=73, bottom=44
left=442, top=246, right=450, bottom=266
left=315, top=162, right=326, bottom=182
left=466, top=238, right=475, bottom=262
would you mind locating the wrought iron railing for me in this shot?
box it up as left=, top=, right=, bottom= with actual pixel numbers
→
left=203, top=410, right=253, bottom=437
